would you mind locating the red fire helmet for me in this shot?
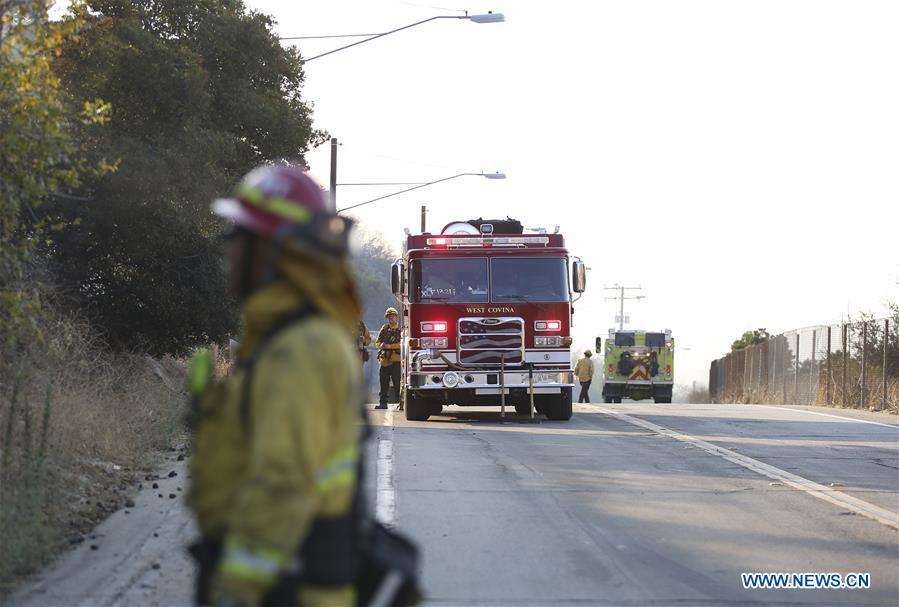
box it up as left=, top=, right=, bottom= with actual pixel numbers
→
left=213, top=164, right=351, bottom=256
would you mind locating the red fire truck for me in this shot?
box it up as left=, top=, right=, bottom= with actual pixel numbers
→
left=389, top=218, right=586, bottom=421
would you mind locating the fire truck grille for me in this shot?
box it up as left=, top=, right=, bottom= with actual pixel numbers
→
left=459, top=335, right=521, bottom=348
left=458, top=317, right=524, bottom=367
left=459, top=319, right=522, bottom=334
left=459, top=350, right=523, bottom=365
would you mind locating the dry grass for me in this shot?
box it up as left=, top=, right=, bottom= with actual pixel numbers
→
left=0, top=311, right=191, bottom=594
left=686, top=385, right=710, bottom=404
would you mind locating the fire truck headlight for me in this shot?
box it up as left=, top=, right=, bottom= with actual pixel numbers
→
left=442, top=371, right=460, bottom=388
left=421, top=321, right=448, bottom=333
left=535, top=320, right=562, bottom=332
left=420, top=338, right=448, bottom=348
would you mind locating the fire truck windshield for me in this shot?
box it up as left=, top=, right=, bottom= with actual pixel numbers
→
left=411, top=258, right=489, bottom=303
left=491, top=257, right=569, bottom=302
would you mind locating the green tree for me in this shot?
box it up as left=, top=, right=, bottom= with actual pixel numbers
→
left=731, top=328, right=770, bottom=352
left=45, top=0, right=323, bottom=354
left=0, top=0, right=109, bottom=351
left=352, top=229, right=400, bottom=330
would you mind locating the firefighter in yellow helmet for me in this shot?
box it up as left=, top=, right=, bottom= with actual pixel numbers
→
left=575, top=350, right=595, bottom=403
left=187, top=165, right=365, bottom=606
left=375, top=307, right=402, bottom=409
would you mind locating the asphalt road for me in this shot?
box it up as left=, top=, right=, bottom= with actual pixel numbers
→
left=9, top=403, right=899, bottom=606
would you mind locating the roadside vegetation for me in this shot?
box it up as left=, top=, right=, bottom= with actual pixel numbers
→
left=0, top=0, right=391, bottom=594
left=0, top=298, right=189, bottom=593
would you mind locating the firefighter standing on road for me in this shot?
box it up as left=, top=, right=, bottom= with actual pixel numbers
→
left=187, top=165, right=364, bottom=607
left=358, top=319, right=372, bottom=364
left=375, top=308, right=401, bottom=409
left=575, top=350, right=595, bottom=403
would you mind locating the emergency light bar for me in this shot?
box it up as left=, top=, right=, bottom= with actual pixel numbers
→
left=421, top=321, right=448, bottom=333
left=426, top=236, right=549, bottom=248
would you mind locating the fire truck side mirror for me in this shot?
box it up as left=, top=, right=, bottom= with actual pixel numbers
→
left=390, top=260, right=404, bottom=296
left=595, top=337, right=602, bottom=352
left=572, top=260, right=586, bottom=293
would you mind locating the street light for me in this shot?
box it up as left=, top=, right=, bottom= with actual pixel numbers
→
left=337, top=172, right=506, bottom=214
left=280, top=12, right=505, bottom=62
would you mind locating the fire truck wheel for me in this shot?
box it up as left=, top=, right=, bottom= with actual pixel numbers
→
left=543, top=389, right=572, bottom=421
left=405, top=394, right=432, bottom=421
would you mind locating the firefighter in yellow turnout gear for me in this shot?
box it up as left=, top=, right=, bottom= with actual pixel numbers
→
left=188, top=165, right=364, bottom=607
left=375, top=307, right=402, bottom=410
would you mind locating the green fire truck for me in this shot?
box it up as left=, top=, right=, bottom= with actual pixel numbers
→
left=598, top=330, right=674, bottom=403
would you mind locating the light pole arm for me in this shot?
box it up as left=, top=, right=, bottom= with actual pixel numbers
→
left=337, top=173, right=478, bottom=213
left=304, top=15, right=465, bottom=62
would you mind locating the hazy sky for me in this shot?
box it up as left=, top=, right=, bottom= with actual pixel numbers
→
left=248, top=0, right=898, bottom=387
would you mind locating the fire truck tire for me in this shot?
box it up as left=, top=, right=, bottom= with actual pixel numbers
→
left=543, top=389, right=572, bottom=421
left=603, top=396, right=613, bottom=404
left=405, top=394, right=431, bottom=421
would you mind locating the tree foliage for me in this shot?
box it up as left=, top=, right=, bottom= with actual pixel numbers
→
left=352, top=229, right=399, bottom=331
left=0, top=1, right=111, bottom=351
left=44, top=0, right=323, bottom=354
left=731, top=328, right=771, bottom=352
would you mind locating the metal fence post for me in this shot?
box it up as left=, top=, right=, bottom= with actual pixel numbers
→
left=861, top=322, right=868, bottom=409
left=826, top=326, right=832, bottom=406
left=883, top=319, right=889, bottom=412
left=759, top=342, right=765, bottom=396
left=781, top=336, right=788, bottom=404
left=794, top=333, right=800, bottom=405
left=841, top=324, right=848, bottom=407
left=810, top=330, right=817, bottom=405
left=746, top=347, right=753, bottom=402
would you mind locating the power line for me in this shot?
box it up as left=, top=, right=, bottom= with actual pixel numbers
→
left=279, top=33, right=381, bottom=40
left=603, top=285, right=644, bottom=331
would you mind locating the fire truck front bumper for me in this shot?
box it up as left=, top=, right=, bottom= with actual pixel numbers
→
left=409, top=370, right=575, bottom=393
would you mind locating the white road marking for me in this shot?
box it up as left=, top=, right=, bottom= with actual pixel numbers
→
left=752, top=404, right=899, bottom=429
left=376, top=408, right=396, bottom=526
left=593, top=405, right=899, bottom=531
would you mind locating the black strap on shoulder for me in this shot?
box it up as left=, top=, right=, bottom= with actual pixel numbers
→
left=239, top=305, right=315, bottom=431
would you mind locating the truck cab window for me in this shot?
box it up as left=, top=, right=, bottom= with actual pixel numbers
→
left=645, top=333, right=666, bottom=348
left=410, top=258, right=488, bottom=303
left=614, top=333, right=635, bottom=347
left=491, top=258, right=569, bottom=302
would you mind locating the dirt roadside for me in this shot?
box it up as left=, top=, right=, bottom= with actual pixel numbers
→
left=6, top=410, right=385, bottom=607
left=8, top=458, right=196, bottom=607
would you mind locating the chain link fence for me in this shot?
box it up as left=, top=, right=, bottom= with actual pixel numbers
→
left=709, top=317, right=898, bottom=411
